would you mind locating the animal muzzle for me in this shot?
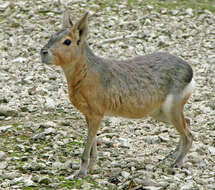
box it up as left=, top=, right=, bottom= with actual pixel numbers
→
left=40, top=48, right=52, bottom=65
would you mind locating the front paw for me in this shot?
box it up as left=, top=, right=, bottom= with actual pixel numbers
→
left=171, top=159, right=183, bottom=168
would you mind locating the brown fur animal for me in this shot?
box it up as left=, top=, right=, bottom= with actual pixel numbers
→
left=41, top=11, right=195, bottom=177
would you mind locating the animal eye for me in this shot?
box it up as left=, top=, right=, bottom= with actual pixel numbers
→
left=63, top=39, right=71, bottom=46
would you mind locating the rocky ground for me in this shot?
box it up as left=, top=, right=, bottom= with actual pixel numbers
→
left=0, top=0, right=215, bottom=189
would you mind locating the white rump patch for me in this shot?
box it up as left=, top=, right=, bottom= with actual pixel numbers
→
left=181, top=78, right=195, bottom=98
left=162, top=78, right=195, bottom=114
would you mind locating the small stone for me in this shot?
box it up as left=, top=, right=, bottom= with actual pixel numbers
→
left=21, top=162, right=46, bottom=172
left=118, top=137, right=130, bottom=148
left=12, top=177, right=24, bottom=185
left=146, top=5, right=153, bottom=10
left=111, top=161, right=121, bottom=168
left=183, top=162, right=193, bottom=169
left=158, top=135, right=169, bottom=142
left=45, top=97, right=56, bottom=110
left=0, top=161, right=7, bottom=169
left=99, top=138, right=114, bottom=147
left=188, top=152, right=202, bottom=164
left=31, top=133, right=46, bottom=141
left=146, top=136, right=160, bottom=144
left=32, top=175, right=40, bottom=182
left=56, top=141, right=64, bottom=146
left=0, top=116, right=5, bottom=120
left=0, top=2, right=10, bottom=10
left=121, top=171, right=130, bottom=178
left=186, top=8, right=193, bottom=16
left=208, top=146, right=215, bottom=155
left=44, top=127, right=56, bottom=135
left=16, top=144, right=25, bottom=151
left=145, top=164, right=154, bottom=171
left=1, top=181, right=10, bottom=188
left=144, top=19, right=151, bottom=25
left=40, top=121, right=56, bottom=128
left=103, top=151, right=111, bottom=157
left=53, top=0, right=61, bottom=6
left=0, top=105, right=18, bottom=117
left=23, top=177, right=35, bottom=187
left=1, top=172, right=21, bottom=180
left=13, top=57, right=27, bottom=63
left=72, top=164, right=80, bottom=170
left=134, top=178, right=160, bottom=187
left=0, top=151, right=6, bottom=161
left=52, top=161, right=63, bottom=169
left=171, top=9, right=179, bottom=15
left=180, top=182, right=196, bottom=190
left=63, top=160, right=72, bottom=169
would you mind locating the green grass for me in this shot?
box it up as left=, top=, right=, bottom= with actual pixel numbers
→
left=0, top=17, right=5, bottom=22
left=93, top=0, right=215, bottom=12
left=23, top=188, right=39, bottom=190
left=144, top=0, right=215, bottom=12
left=59, top=176, right=83, bottom=189
left=59, top=176, right=100, bottom=189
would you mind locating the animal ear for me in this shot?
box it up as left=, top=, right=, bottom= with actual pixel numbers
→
left=62, top=10, right=73, bottom=28
left=73, top=12, right=88, bottom=45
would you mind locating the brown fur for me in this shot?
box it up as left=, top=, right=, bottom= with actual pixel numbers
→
left=40, top=12, right=195, bottom=177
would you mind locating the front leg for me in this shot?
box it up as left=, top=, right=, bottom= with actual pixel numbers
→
left=76, top=114, right=102, bottom=178
left=88, top=138, right=97, bottom=172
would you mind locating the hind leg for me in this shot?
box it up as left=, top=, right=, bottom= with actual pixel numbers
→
left=151, top=107, right=181, bottom=159
left=163, top=94, right=193, bottom=167
left=163, top=118, right=192, bottom=161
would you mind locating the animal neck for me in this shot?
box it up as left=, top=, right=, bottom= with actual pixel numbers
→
left=61, top=43, right=97, bottom=92
left=84, top=42, right=101, bottom=65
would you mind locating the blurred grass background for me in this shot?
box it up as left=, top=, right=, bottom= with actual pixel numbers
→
left=96, top=0, right=215, bottom=12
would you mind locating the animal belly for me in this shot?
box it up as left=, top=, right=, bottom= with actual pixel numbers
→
left=105, top=101, right=157, bottom=119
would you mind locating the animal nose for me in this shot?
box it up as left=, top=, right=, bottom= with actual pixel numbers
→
left=41, top=48, right=49, bottom=56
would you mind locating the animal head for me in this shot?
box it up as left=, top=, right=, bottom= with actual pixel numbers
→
left=40, top=11, right=88, bottom=66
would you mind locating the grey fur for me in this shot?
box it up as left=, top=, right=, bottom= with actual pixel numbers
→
left=85, top=44, right=193, bottom=117
left=40, top=12, right=195, bottom=178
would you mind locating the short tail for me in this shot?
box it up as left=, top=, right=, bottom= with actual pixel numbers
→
left=181, top=78, right=195, bottom=99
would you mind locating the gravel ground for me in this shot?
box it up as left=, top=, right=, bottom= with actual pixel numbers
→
left=0, top=0, right=215, bottom=189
